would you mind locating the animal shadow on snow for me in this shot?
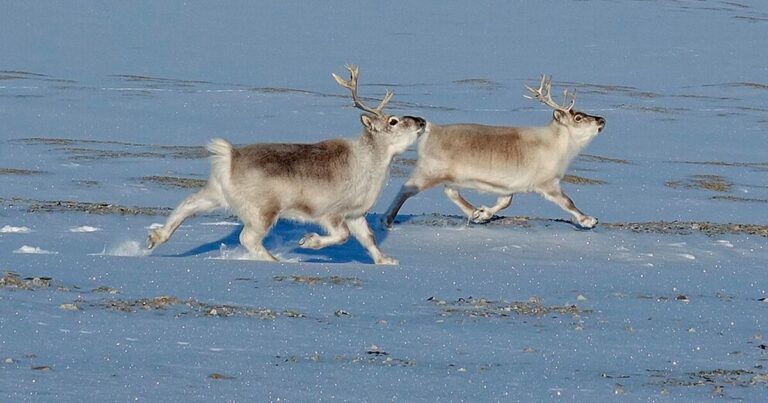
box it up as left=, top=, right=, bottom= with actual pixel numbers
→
left=173, top=214, right=390, bottom=264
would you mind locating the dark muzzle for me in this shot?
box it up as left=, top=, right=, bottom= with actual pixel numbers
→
left=405, top=116, right=426, bottom=129
left=596, top=116, right=606, bottom=132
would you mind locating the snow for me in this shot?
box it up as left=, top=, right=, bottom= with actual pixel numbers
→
left=68, top=226, right=101, bottom=233
left=1, top=225, right=32, bottom=234
left=2, top=1, right=768, bottom=401
left=13, top=246, right=57, bottom=255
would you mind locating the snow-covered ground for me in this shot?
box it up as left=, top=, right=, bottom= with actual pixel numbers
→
left=1, top=1, right=767, bottom=401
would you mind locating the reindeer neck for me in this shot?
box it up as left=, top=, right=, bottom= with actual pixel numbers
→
left=355, top=131, right=395, bottom=168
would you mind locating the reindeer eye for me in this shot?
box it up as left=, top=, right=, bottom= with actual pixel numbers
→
left=574, top=114, right=583, bottom=122
left=388, top=118, right=399, bottom=126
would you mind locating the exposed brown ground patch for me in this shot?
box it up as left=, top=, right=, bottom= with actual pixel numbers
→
left=0, top=272, right=53, bottom=290
left=0, top=168, right=48, bottom=176
left=708, top=82, right=768, bottom=90
left=453, top=78, right=502, bottom=91
left=427, top=296, right=586, bottom=318
left=112, top=74, right=211, bottom=87
left=275, top=349, right=416, bottom=368
left=600, top=221, right=768, bottom=237
left=23, top=199, right=171, bottom=216
left=14, top=137, right=209, bottom=160
left=69, top=295, right=306, bottom=319
left=1, top=272, right=113, bottom=294
left=59, top=147, right=165, bottom=160
left=156, top=145, right=209, bottom=159
left=139, top=176, right=206, bottom=189
left=401, top=214, right=768, bottom=237
left=712, top=195, right=768, bottom=203
left=15, top=137, right=144, bottom=147
left=578, top=154, right=630, bottom=164
left=250, top=87, right=316, bottom=95
left=652, top=368, right=768, bottom=390
left=666, top=174, right=732, bottom=192
left=273, top=275, right=362, bottom=287
left=562, top=174, right=607, bottom=185
left=665, top=160, right=768, bottom=171
left=558, top=79, right=669, bottom=104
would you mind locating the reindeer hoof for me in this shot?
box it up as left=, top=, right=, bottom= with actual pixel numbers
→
left=299, top=233, right=323, bottom=249
left=579, top=216, right=598, bottom=229
left=375, top=255, right=399, bottom=265
left=471, top=207, right=494, bottom=224
left=379, top=216, right=394, bottom=230
left=147, top=229, right=164, bottom=249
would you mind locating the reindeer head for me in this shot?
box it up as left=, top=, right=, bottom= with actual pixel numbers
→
left=525, top=75, right=606, bottom=143
left=333, top=65, right=426, bottom=154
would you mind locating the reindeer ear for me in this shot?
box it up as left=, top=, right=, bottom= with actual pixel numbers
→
left=553, top=110, right=568, bottom=124
left=360, top=114, right=375, bottom=132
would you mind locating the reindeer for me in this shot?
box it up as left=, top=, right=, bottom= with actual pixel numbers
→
left=383, top=75, right=606, bottom=229
left=147, top=65, right=426, bottom=264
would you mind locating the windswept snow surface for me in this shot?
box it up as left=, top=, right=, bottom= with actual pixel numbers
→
left=1, top=1, right=767, bottom=401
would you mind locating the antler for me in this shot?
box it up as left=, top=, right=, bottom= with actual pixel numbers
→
left=524, top=75, right=575, bottom=112
left=332, top=64, right=393, bottom=116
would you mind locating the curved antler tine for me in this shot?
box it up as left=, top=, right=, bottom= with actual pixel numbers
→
left=332, top=64, right=357, bottom=89
left=333, top=64, right=391, bottom=116
left=526, top=75, right=545, bottom=98
left=331, top=72, right=348, bottom=87
left=539, top=75, right=547, bottom=93
left=376, top=89, right=394, bottom=112
left=525, top=73, right=576, bottom=112
left=561, top=88, right=576, bottom=111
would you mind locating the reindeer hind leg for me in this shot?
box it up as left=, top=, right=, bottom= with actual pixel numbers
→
left=238, top=206, right=280, bottom=261
left=472, top=194, right=513, bottom=223
left=299, top=215, right=350, bottom=249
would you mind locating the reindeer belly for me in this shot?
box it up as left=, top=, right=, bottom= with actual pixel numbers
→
left=280, top=180, right=377, bottom=220
left=447, top=164, right=539, bottom=194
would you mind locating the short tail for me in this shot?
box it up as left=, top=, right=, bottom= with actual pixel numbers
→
left=206, top=138, right=233, bottom=185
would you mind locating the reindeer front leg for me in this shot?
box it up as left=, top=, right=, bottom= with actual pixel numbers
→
left=346, top=216, right=397, bottom=265
left=382, top=172, right=446, bottom=229
left=382, top=183, right=421, bottom=229
left=536, top=182, right=597, bottom=229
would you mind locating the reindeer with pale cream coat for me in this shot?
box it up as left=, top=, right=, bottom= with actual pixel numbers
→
left=148, top=65, right=426, bottom=264
left=383, top=76, right=606, bottom=229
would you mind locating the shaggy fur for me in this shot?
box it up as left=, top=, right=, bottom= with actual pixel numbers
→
left=148, top=115, right=425, bottom=264
left=383, top=108, right=606, bottom=228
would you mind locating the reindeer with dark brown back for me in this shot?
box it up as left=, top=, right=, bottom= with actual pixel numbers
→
left=148, top=65, right=426, bottom=264
left=383, top=75, right=605, bottom=229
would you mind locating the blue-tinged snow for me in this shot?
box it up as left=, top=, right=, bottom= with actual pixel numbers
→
left=1, top=1, right=767, bottom=401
